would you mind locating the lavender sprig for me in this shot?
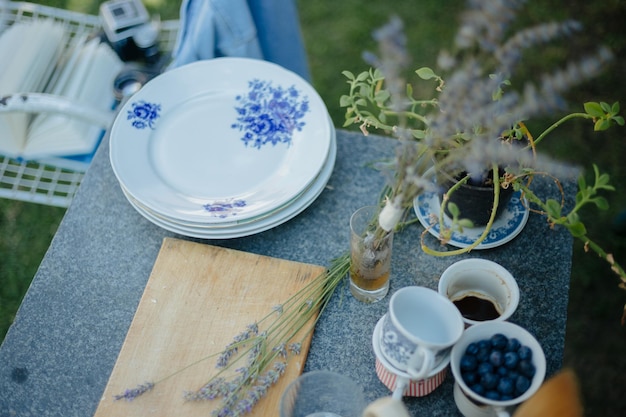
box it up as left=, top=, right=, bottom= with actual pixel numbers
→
left=114, top=382, right=154, bottom=401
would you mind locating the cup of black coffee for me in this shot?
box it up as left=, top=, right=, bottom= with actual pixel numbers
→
left=438, top=259, right=519, bottom=327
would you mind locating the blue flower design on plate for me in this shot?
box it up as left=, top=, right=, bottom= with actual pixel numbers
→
left=127, top=101, right=161, bottom=129
left=202, top=199, right=247, bottom=218
left=231, top=79, right=310, bottom=149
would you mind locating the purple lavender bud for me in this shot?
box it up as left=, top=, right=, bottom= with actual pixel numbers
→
left=114, top=382, right=154, bottom=401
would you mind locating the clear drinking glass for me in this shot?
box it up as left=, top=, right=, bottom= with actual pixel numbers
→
left=349, top=205, right=394, bottom=303
left=279, top=371, right=366, bottom=417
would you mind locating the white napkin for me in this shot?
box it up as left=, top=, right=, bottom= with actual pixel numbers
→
left=169, top=0, right=310, bottom=80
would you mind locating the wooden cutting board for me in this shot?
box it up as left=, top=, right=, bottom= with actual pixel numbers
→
left=94, top=237, right=326, bottom=417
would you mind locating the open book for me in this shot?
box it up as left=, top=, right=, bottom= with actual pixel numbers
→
left=0, top=19, right=123, bottom=167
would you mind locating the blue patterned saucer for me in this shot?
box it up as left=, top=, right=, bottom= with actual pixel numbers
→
left=413, top=191, right=529, bottom=250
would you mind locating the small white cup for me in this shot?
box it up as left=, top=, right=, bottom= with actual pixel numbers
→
left=450, top=321, right=546, bottom=417
left=438, top=259, right=519, bottom=326
left=379, top=286, right=464, bottom=380
left=372, top=314, right=449, bottom=399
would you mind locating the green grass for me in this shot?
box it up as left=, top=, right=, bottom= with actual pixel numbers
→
left=2, top=0, right=626, bottom=414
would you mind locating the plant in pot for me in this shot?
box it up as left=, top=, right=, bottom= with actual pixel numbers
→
left=339, top=5, right=626, bottom=296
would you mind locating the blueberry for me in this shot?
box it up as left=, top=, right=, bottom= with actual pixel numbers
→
left=500, top=394, right=514, bottom=401
left=460, top=354, right=478, bottom=371
left=506, top=338, right=521, bottom=352
left=466, top=342, right=480, bottom=355
left=485, top=390, right=501, bottom=401
left=518, top=345, right=533, bottom=361
left=497, top=377, right=515, bottom=395
left=477, top=339, right=491, bottom=350
left=481, top=372, right=499, bottom=390
left=497, top=366, right=509, bottom=376
left=518, top=360, right=536, bottom=378
left=463, top=371, right=479, bottom=385
left=515, top=375, right=531, bottom=395
left=476, top=346, right=491, bottom=362
left=470, top=383, right=485, bottom=396
left=489, top=350, right=504, bottom=367
left=503, top=351, right=520, bottom=369
left=490, top=333, right=509, bottom=350
left=477, top=362, right=494, bottom=375
left=508, top=370, right=520, bottom=380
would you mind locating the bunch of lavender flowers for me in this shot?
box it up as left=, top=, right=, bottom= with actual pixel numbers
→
left=114, top=254, right=351, bottom=416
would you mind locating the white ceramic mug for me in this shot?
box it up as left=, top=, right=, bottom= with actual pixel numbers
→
left=372, top=314, right=449, bottom=399
left=438, top=259, right=519, bottom=326
left=378, top=286, right=464, bottom=380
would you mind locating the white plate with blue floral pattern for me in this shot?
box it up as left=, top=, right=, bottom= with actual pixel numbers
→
left=120, top=125, right=337, bottom=239
left=413, top=191, right=529, bottom=250
left=110, top=58, right=331, bottom=224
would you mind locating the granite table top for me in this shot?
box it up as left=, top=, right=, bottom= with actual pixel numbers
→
left=0, top=128, right=574, bottom=416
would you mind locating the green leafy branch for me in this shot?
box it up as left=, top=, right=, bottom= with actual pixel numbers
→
left=534, top=101, right=625, bottom=146
left=339, top=68, right=438, bottom=138
left=516, top=165, right=626, bottom=295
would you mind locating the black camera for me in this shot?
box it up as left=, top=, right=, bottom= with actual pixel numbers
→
left=99, top=0, right=160, bottom=65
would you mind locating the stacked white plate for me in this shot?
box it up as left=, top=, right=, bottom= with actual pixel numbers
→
left=110, top=57, right=336, bottom=239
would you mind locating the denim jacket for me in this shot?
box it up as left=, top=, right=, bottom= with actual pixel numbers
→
left=169, top=0, right=310, bottom=81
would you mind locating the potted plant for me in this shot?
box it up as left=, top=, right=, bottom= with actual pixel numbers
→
left=339, top=6, right=626, bottom=304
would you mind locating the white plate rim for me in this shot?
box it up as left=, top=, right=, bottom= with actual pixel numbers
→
left=122, top=125, right=337, bottom=239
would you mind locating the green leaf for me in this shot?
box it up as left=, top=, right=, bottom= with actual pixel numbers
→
left=375, top=90, right=391, bottom=103
left=342, top=117, right=356, bottom=127
left=356, top=71, right=370, bottom=82
left=447, top=202, right=460, bottom=217
left=416, top=67, right=436, bottom=80
left=546, top=199, right=562, bottom=218
left=355, top=98, right=367, bottom=107
left=342, top=70, right=355, bottom=80
left=575, top=192, right=584, bottom=205
left=566, top=221, right=587, bottom=238
left=584, top=102, right=605, bottom=118
left=594, top=119, right=611, bottom=131
left=615, top=116, right=625, bottom=126
left=611, top=101, right=620, bottom=113
left=457, top=219, right=474, bottom=229
left=601, top=101, right=612, bottom=112
left=339, top=95, right=352, bottom=107
left=413, top=130, right=426, bottom=139
left=592, top=196, right=610, bottom=210
left=577, top=174, right=587, bottom=192
left=596, top=172, right=612, bottom=188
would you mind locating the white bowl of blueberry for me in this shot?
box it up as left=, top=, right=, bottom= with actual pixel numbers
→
left=450, top=321, right=546, bottom=416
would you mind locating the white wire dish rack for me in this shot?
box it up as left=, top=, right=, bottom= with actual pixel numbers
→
left=0, top=1, right=179, bottom=207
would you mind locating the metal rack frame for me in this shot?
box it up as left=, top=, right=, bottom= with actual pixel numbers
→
left=0, top=1, right=178, bottom=207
